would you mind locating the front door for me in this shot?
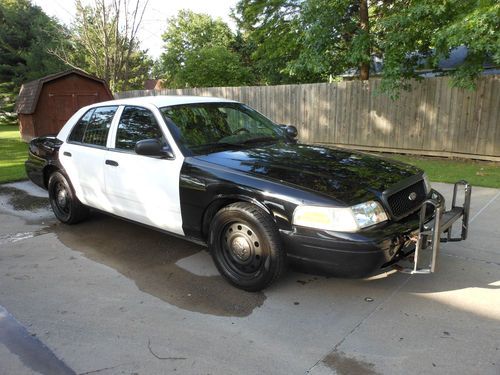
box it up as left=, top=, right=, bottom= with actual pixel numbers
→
left=104, top=105, right=184, bottom=236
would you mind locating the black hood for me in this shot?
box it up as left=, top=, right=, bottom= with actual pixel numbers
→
left=193, top=142, right=422, bottom=205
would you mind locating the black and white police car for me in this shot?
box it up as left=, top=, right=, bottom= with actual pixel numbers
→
left=26, top=96, right=471, bottom=291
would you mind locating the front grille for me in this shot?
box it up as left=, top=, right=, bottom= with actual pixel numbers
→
left=387, top=180, right=426, bottom=218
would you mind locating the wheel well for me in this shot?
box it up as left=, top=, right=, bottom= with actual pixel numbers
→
left=201, top=198, right=273, bottom=240
left=43, top=165, right=59, bottom=188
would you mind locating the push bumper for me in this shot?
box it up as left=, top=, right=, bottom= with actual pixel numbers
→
left=396, top=180, right=471, bottom=274
left=281, top=181, right=471, bottom=278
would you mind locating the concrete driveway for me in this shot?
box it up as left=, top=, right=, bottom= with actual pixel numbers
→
left=0, top=181, right=499, bottom=375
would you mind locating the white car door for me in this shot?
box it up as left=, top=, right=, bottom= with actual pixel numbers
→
left=104, top=105, right=184, bottom=236
left=59, top=105, right=119, bottom=212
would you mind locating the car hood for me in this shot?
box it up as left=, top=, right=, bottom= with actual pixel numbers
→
left=193, top=142, right=422, bottom=205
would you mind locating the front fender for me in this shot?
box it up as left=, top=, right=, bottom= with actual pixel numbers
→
left=200, top=194, right=277, bottom=240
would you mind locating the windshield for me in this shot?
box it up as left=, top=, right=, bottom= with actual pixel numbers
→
left=160, top=103, right=284, bottom=155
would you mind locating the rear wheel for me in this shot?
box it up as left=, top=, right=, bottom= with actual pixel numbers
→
left=48, top=171, right=89, bottom=224
left=209, top=202, right=285, bottom=291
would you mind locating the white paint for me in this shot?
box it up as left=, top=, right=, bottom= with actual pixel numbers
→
left=60, top=141, right=110, bottom=211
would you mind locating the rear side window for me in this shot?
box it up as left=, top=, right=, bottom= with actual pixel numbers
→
left=68, top=106, right=118, bottom=147
left=115, top=106, right=165, bottom=151
left=68, top=109, right=94, bottom=143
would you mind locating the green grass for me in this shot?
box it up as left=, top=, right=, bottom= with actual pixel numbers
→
left=0, top=125, right=28, bottom=183
left=386, top=154, right=500, bottom=189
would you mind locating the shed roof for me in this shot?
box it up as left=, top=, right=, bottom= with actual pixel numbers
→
left=15, top=69, right=112, bottom=115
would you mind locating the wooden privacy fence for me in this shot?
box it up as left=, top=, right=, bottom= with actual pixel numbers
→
left=116, top=75, right=500, bottom=161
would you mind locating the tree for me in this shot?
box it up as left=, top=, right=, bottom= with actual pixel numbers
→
left=232, top=0, right=308, bottom=84
left=52, top=0, right=152, bottom=91
left=233, top=0, right=374, bottom=83
left=157, top=10, right=252, bottom=88
left=0, top=0, right=68, bottom=125
left=175, top=46, right=252, bottom=87
left=377, top=0, right=500, bottom=94
left=234, top=0, right=499, bottom=95
left=288, top=0, right=372, bottom=82
left=358, top=0, right=370, bottom=80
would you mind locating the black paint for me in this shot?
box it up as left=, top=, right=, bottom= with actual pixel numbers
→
left=25, top=136, right=64, bottom=189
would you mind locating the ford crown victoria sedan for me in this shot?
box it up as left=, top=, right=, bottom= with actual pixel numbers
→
left=26, top=96, right=471, bottom=291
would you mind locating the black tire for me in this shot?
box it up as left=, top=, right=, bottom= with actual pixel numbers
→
left=208, top=202, right=286, bottom=291
left=48, top=171, right=89, bottom=224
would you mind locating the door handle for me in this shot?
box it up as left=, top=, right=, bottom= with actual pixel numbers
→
left=105, top=160, right=119, bottom=167
left=63, top=151, right=72, bottom=157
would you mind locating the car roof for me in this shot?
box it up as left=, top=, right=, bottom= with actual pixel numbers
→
left=93, top=95, right=238, bottom=108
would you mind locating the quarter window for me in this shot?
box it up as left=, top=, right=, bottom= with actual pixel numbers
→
left=68, top=109, right=94, bottom=143
left=115, top=106, right=164, bottom=151
left=68, top=106, right=117, bottom=147
left=83, top=106, right=117, bottom=147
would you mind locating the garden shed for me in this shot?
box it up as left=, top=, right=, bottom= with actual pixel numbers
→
left=15, top=69, right=113, bottom=141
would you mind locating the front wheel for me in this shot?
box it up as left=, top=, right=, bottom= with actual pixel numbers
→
left=48, top=171, right=89, bottom=224
left=208, top=202, right=286, bottom=291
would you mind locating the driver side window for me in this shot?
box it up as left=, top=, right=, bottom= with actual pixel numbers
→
left=115, top=106, right=166, bottom=151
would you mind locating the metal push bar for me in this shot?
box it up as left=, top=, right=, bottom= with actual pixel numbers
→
left=399, top=180, right=471, bottom=274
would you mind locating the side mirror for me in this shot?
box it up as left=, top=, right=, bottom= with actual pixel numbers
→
left=135, top=139, right=174, bottom=158
left=280, top=124, right=298, bottom=141
left=285, top=125, right=298, bottom=139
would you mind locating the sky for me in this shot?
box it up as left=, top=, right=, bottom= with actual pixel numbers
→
left=32, top=0, right=238, bottom=59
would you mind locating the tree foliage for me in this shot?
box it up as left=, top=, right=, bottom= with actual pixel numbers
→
left=232, top=0, right=499, bottom=94
left=52, top=0, right=152, bottom=92
left=157, top=10, right=252, bottom=88
left=233, top=0, right=375, bottom=84
left=174, top=46, right=252, bottom=88
left=232, top=0, right=307, bottom=84
left=291, top=0, right=371, bottom=81
left=378, top=0, right=500, bottom=94
left=0, top=0, right=67, bottom=125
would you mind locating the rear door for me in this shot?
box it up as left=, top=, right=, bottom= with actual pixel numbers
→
left=59, top=105, right=118, bottom=211
left=104, top=105, right=184, bottom=235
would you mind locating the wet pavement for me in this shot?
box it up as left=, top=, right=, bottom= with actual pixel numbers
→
left=0, top=306, right=75, bottom=375
left=0, top=181, right=499, bottom=375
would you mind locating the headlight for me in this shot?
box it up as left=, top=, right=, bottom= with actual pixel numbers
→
left=351, top=201, right=388, bottom=228
left=423, top=173, right=432, bottom=194
left=293, top=201, right=388, bottom=232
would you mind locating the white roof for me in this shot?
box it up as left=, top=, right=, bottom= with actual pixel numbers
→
left=95, top=95, right=237, bottom=108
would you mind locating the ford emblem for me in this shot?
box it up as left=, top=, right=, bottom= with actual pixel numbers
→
left=408, top=192, right=417, bottom=201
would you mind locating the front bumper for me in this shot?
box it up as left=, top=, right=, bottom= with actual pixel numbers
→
left=281, top=188, right=455, bottom=278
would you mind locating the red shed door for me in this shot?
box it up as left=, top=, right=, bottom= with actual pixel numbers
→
left=49, top=92, right=99, bottom=134
left=76, top=92, right=100, bottom=108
